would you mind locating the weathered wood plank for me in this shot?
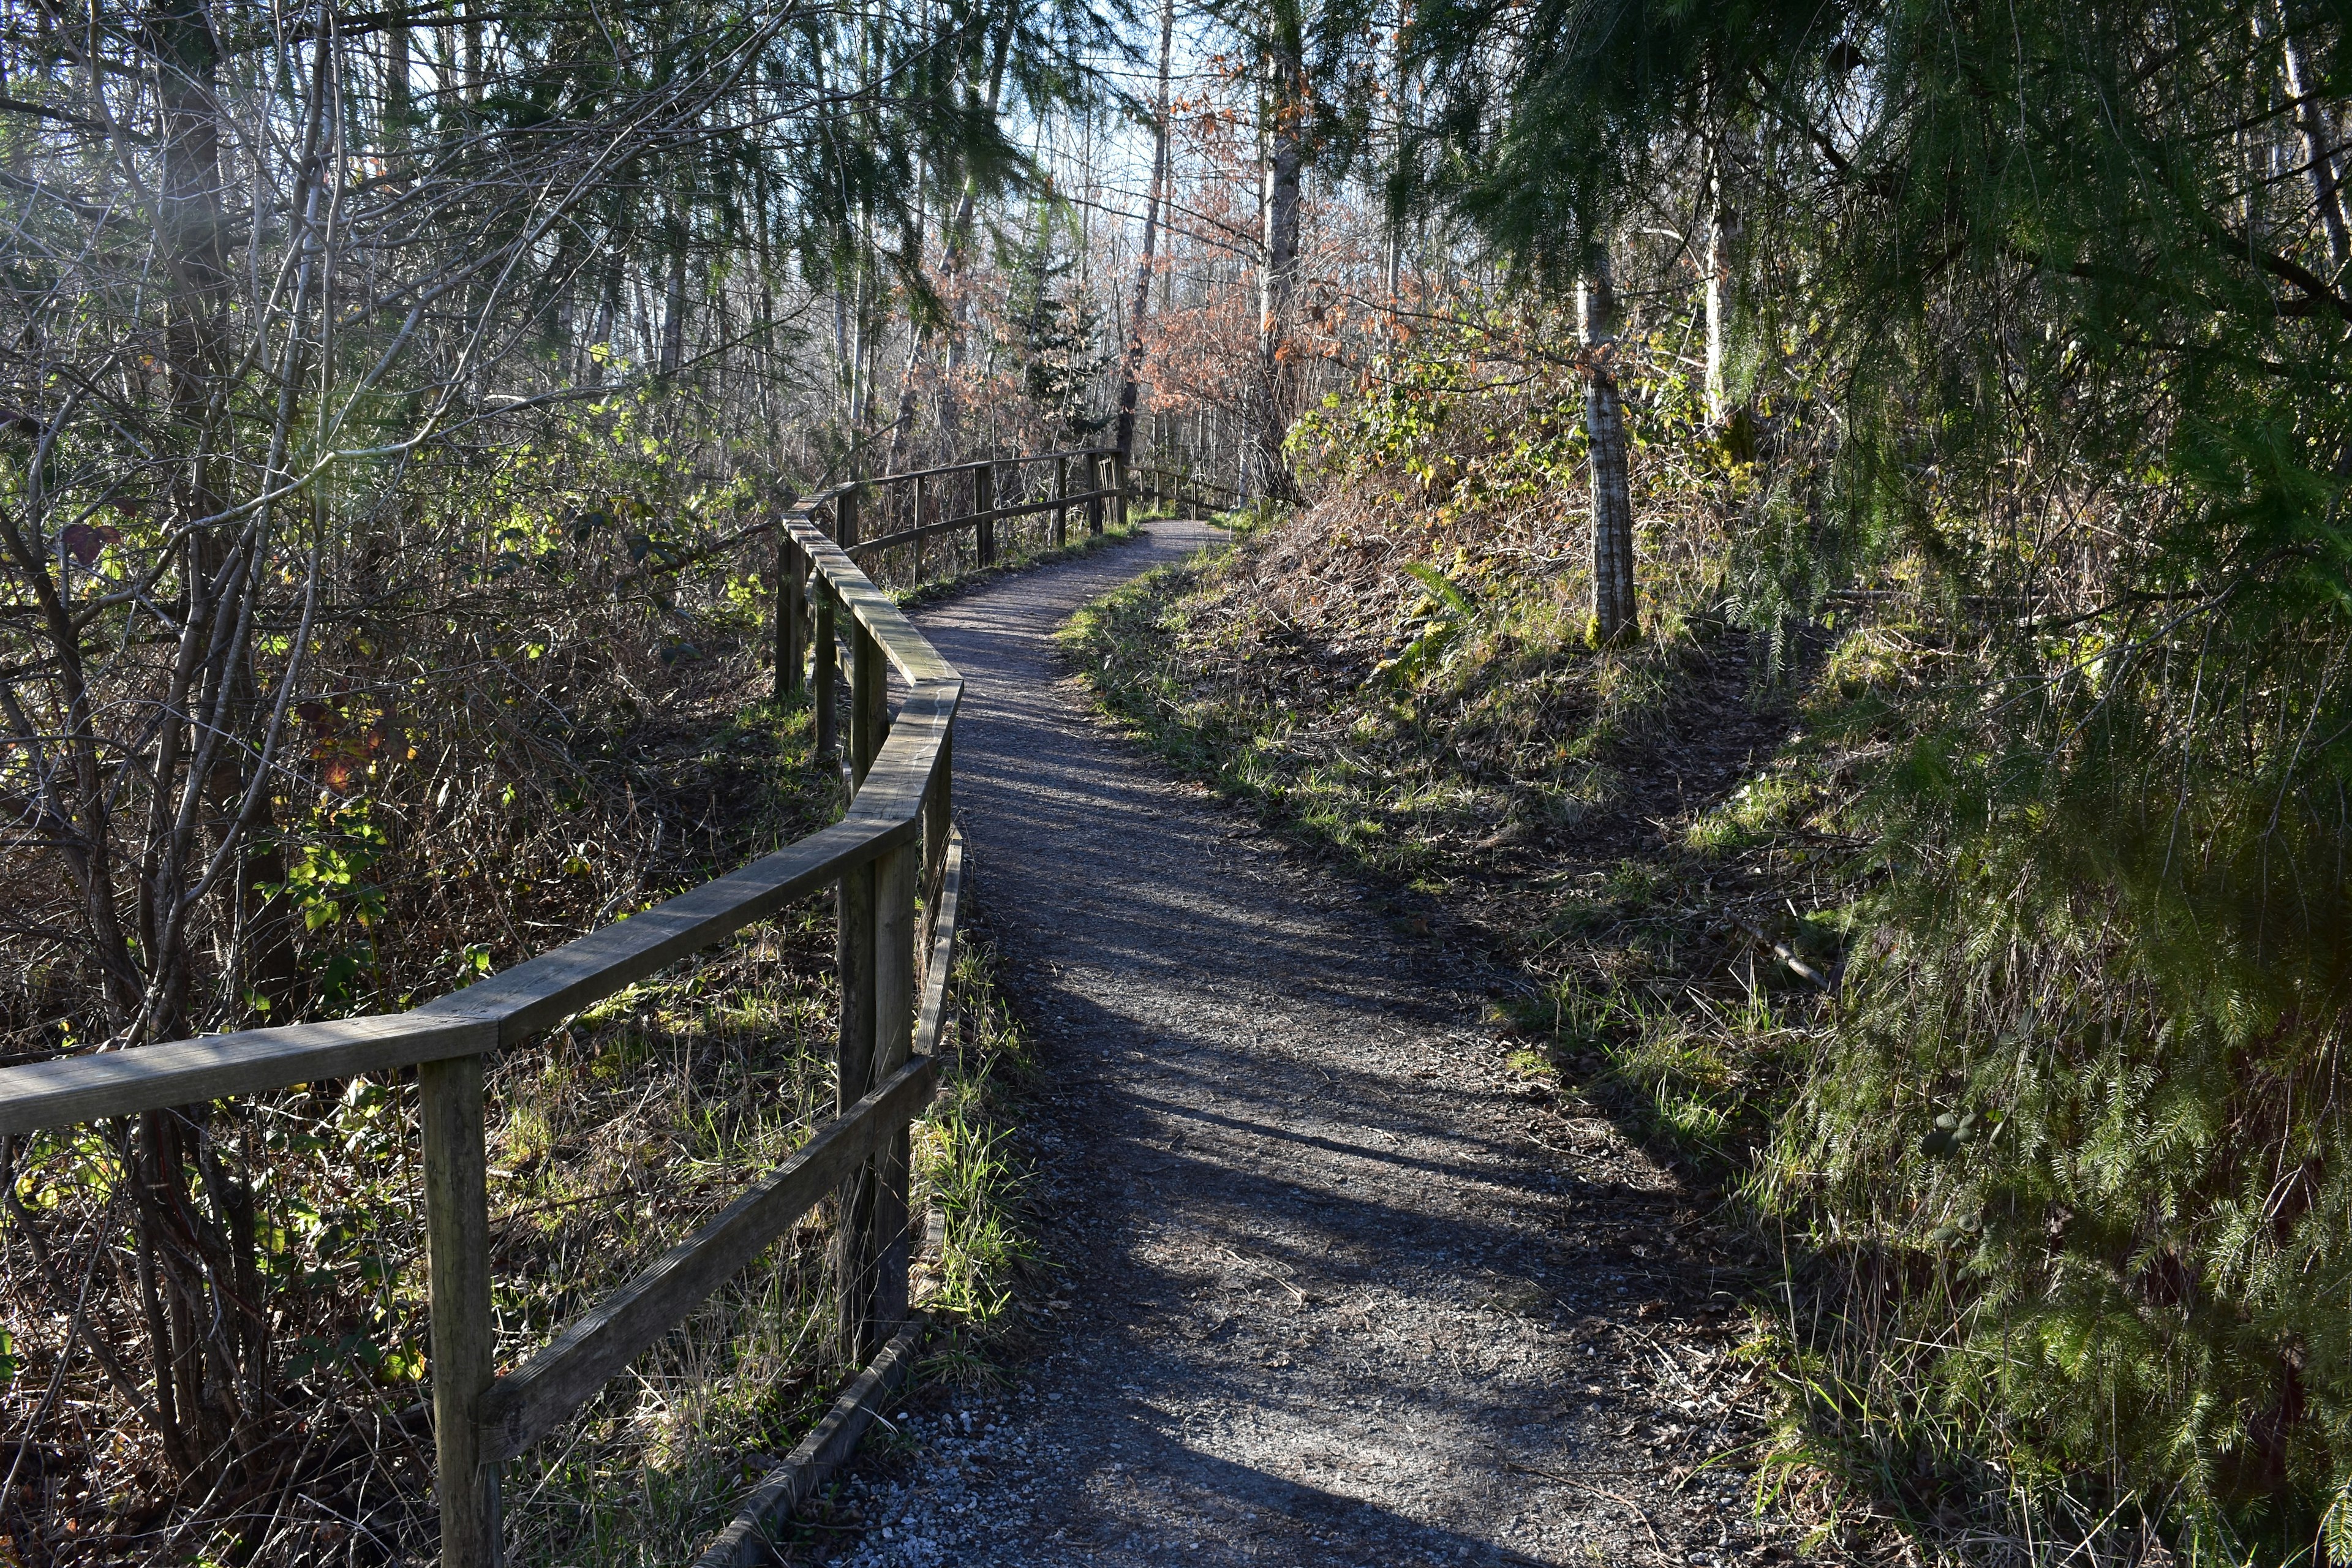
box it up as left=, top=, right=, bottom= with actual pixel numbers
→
left=975, top=460, right=997, bottom=566
left=0, top=814, right=908, bottom=1134
left=851, top=623, right=886, bottom=791
left=412, top=815, right=905, bottom=1047
left=843, top=701, right=954, bottom=846
left=478, top=1054, right=939, bottom=1461
left=922, top=732, right=952, bottom=910
left=834, top=841, right=883, bottom=1364
left=916, top=833, right=965, bottom=1059
left=690, top=1316, right=925, bottom=1568
left=865, top=447, right=1112, bottom=489
left=872, top=842, right=918, bottom=1336
left=786, top=519, right=961, bottom=690
left=422, top=1054, right=499, bottom=1568
left=0, top=1012, right=497, bottom=1136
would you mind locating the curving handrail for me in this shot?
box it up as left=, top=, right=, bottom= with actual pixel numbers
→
left=0, top=486, right=951, bottom=1135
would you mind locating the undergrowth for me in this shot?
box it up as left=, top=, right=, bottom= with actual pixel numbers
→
left=2, top=524, right=1060, bottom=1565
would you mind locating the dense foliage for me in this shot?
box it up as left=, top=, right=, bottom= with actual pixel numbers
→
left=1385, top=0, right=2352, bottom=1553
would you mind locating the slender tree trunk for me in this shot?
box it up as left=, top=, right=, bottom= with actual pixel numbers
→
left=1254, top=2, right=1306, bottom=500
left=140, top=0, right=273, bottom=1486
left=660, top=195, right=688, bottom=376
left=1580, top=247, right=1638, bottom=643
left=1703, top=162, right=1740, bottom=426
left=937, top=16, right=1019, bottom=458
left=385, top=14, right=412, bottom=162
left=463, top=0, right=484, bottom=102
left=2271, top=1, right=2350, bottom=270
left=886, top=167, right=932, bottom=475
left=1115, top=0, right=1177, bottom=464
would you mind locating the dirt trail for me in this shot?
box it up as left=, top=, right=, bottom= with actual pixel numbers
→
left=816, top=519, right=1787, bottom=1567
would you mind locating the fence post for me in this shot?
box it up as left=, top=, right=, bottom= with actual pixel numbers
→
left=834, top=850, right=880, bottom=1363
left=837, top=480, right=860, bottom=549
left=775, top=529, right=804, bottom=702
left=912, top=474, right=927, bottom=584
left=851, top=621, right=886, bottom=791
left=924, top=731, right=952, bottom=915
left=814, top=502, right=840, bottom=758
left=421, top=1054, right=497, bottom=1568
left=974, top=460, right=996, bottom=567
left=872, top=840, right=917, bottom=1337
left=1054, top=455, right=1069, bottom=547
left=1087, top=453, right=1105, bottom=535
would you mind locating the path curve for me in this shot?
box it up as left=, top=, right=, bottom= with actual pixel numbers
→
left=826, top=520, right=1777, bottom=1567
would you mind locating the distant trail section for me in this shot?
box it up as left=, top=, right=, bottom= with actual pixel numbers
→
left=824, top=518, right=1782, bottom=1567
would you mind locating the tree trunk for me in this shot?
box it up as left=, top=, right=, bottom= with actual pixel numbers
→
left=660, top=196, right=688, bottom=376
left=385, top=13, right=412, bottom=161
left=1254, top=2, right=1306, bottom=501
left=138, top=0, right=274, bottom=1487
left=1703, top=164, right=1740, bottom=427
left=2271, top=1, right=2350, bottom=270
left=1115, top=0, right=1177, bottom=465
left=885, top=168, right=933, bottom=475
left=937, top=13, right=1019, bottom=458
left=1580, top=248, right=1638, bottom=644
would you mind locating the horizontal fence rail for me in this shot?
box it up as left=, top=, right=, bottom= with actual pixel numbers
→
left=0, top=445, right=1101, bottom=1567
left=1129, top=461, right=1242, bottom=517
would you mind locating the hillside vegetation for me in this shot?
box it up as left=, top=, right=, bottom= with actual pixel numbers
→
left=1070, top=178, right=2352, bottom=1556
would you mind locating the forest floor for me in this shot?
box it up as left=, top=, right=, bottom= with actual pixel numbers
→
left=776, top=519, right=1826, bottom=1567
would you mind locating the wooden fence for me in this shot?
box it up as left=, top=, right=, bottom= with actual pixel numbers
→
left=838, top=447, right=1128, bottom=576
left=0, top=451, right=1106, bottom=1566
left=1128, top=461, right=1242, bottom=519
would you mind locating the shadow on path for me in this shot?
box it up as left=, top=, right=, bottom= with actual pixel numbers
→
left=810, top=519, right=1780, bottom=1568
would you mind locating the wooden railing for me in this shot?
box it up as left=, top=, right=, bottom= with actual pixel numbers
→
left=1129, top=461, right=1242, bottom=518
left=805, top=448, right=1129, bottom=598
left=0, top=460, right=1037, bottom=1568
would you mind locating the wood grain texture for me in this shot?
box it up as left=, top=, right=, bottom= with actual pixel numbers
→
left=478, top=1054, right=940, bottom=1461
left=0, top=1012, right=497, bottom=1136
left=922, top=734, right=952, bottom=911
left=413, top=815, right=904, bottom=1046
left=690, top=1316, right=924, bottom=1568
left=872, top=842, right=918, bottom=1335
left=834, top=845, right=883, bottom=1366
left=421, top=1054, right=497, bottom=1568
left=915, top=832, right=965, bottom=1059
left=852, top=623, right=886, bottom=790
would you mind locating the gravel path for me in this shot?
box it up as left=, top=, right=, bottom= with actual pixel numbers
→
left=806, top=519, right=1789, bottom=1568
